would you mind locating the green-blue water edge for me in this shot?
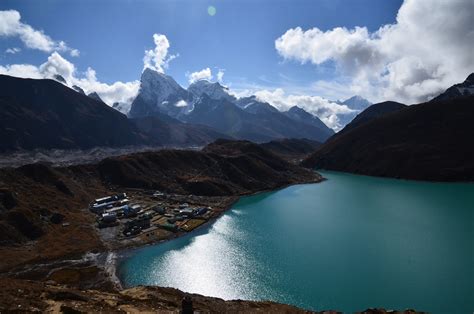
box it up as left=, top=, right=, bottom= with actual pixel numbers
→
left=117, top=171, right=474, bottom=313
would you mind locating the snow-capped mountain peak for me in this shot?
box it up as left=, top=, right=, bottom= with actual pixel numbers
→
left=129, top=68, right=193, bottom=118
left=139, top=68, right=185, bottom=103
left=187, top=79, right=235, bottom=102
left=340, top=95, right=372, bottom=111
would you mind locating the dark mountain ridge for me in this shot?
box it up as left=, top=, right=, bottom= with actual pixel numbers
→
left=340, top=101, right=407, bottom=133
left=430, top=73, right=474, bottom=102
left=130, top=114, right=231, bottom=146
left=302, top=94, right=474, bottom=181
left=260, top=138, right=321, bottom=162
left=0, top=75, right=151, bottom=152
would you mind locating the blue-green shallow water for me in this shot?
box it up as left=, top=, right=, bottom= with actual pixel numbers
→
left=117, top=171, right=474, bottom=313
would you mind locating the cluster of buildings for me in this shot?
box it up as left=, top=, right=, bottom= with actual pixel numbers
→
left=88, top=192, right=212, bottom=239
left=89, top=193, right=142, bottom=228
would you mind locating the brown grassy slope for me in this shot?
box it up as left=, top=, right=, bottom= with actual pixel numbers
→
left=302, top=95, right=474, bottom=181
left=0, top=163, right=107, bottom=270
left=92, top=139, right=320, bottom=196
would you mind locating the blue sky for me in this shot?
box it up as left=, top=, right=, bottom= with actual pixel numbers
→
left=0, top=0, right=403, bottom=91
left=1, top=0, right=472, bottom=130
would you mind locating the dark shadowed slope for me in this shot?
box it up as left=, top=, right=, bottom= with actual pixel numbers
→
left=302, top=95, right=474, bottom=181
left=0, top=75, right=151, bottom=152
left=130, top=115, right=231, bottom=146
left=340, top=101, right=407, bottom=133
left=96, top=139, right=320, bottom=196
left=260, top=138, right=321, bottom=162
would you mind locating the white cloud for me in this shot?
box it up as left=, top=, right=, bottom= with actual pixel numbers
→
left=254, top=88, right=355, bottom=130
left=74, top=67, right=139, bottom=106
left=275, top=0, right=474, bottom=103
left=70, top=49, right=80, bottom=57
left=143, top=33, right=177, bottom=73
left=39, top=51, right=76, bottom=82
left=175, top=100, right=188, bottom=107
left=0, top=10, right=79, bottom=57
left=187, top=67, right=213, bottom=83
left=5, top=47, right=21, bottom=54
left=217, top=69, right=225, bottom=82
left=311, top=79, right=358, bottom=102
left=0, top=52, right=139, bottom=108
left=0, top=63, right=43, bottom=79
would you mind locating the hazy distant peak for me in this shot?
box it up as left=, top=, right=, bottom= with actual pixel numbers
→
left=72, top=85, right=85, bottom=95
left=88, top=92, right=105, bottom=104
left=465, top=73, right=474, bottom=84
left=112, top=102, right=131, bottom=115
left=431, top=73, right=474, bottom=102
left=288, top=105, right=311, bottom=116
left=341, top=95, right=372, bottom=111
left=53, top=74, right=67, bottom=85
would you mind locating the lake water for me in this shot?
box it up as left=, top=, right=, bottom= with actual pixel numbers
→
left=117, top=171, right=474, bottom=313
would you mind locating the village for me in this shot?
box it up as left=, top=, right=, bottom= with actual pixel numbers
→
left=88, top=190, right=237, bottom=249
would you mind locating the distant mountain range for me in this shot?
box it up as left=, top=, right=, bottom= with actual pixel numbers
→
left=1, top=70, right=471, bottom=156
left=302, top=73, right=474, bottom=181
left=0, top=75, right=226, bottom=152
left=128, top=68, right=335, bottom=142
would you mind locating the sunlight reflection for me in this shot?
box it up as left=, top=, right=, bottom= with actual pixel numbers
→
left=207, top=6, right=216, bottom=16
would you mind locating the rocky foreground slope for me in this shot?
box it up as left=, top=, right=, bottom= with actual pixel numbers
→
left=0, top=278, right=318, bottom=313
left=0, top=277, right=425, bottom=313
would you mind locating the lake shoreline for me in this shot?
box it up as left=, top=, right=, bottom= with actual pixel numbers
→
left=112, top=175, right=326, bottom=290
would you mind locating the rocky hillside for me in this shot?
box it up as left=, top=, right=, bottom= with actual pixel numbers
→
left=0, top=278, right=425, bottom=313
left=302, top=95, right=474, bottom=181
left=0, top=278, right=328, bottom=313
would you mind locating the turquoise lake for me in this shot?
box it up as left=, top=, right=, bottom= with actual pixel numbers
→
left=117, top=171, right=474, bottom=313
